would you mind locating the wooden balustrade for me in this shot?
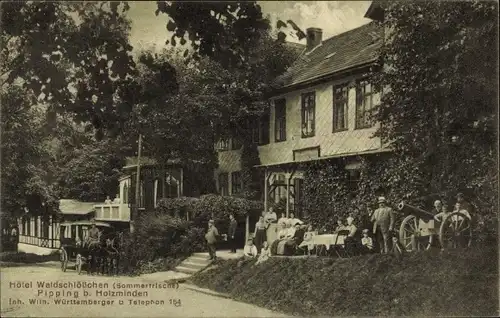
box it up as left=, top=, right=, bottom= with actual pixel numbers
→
left=94, top=204, right=131, bottom=222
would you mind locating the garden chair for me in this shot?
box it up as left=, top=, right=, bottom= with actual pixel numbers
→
left=333, top=230, right=351, bottom=258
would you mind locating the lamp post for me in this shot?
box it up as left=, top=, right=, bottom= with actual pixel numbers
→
left=130, top=133, right=142, bottom=234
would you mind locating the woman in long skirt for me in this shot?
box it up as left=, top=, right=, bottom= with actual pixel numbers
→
left=253, top=216, right=267, bottom=254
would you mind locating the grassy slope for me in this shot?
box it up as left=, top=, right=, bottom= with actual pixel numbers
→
left=191, top=247, right=498, bottom=316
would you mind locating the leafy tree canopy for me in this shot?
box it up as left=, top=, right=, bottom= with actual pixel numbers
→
left=1, top=87, right=58, bottom=218
left=1, top=1, right=136, bottom=137
left=373, top=1, right=498, bottom=214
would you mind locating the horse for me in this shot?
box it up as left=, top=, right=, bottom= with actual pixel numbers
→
left=101, top=232, right=121, bottom=276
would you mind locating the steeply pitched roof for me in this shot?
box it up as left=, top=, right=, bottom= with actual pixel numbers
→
left=285, top=41, right=306, bottom=56
left=275, top=22, right=383, bottom=90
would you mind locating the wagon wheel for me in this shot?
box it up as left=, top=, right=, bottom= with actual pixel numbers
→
left=76, top=254, right=83, bottom=275
left=399, top=215, right=430, bottom=252
left=439, top=212, right=472, bottom=250
left=60, top=248, right=68, bottom=272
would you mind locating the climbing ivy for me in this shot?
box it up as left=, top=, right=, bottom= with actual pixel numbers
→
left=302, top=154, right=442, bottom=231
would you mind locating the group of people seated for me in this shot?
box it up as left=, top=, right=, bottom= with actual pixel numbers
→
left=241, top=208, right=306, bottom=264
left=242, top=192, right=474, bottom=262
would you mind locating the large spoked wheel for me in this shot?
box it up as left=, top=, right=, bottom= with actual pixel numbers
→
left=399, top=215, right=431, bottom=252
left=60, top=248, right=68, bottom=272
left=439, top=212, right=472, bottom=250
left=76, top=254, right=83, bottom=275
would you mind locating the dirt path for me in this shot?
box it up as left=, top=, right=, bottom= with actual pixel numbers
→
left=1, top=265, right=287, bottom=317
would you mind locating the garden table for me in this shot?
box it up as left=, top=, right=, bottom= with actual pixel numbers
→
left=313, top=234, right=345, bottom=249
left=312, top=234, right=346, bottom=256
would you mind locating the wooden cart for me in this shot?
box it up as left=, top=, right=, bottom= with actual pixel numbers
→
left=397, top=202, right=472, bottom=252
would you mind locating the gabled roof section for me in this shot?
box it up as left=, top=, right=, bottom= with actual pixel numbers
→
left=275, top=22, right=383, bottom=90
left=59, top=199, right=98, bottom=215
left=123, top=156, right=181, bottom=170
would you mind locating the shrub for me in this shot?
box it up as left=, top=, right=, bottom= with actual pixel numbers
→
left=158, top=194, right=262, bottom=235
left=190, top=194, right=263, bottom=235
left=156, top=196, right=199, bottom=219
left=191, top=247, right=498, bottom=316
left=120, top=194, right=263, bottom=275
left=118, top=212, right=205, bottom=275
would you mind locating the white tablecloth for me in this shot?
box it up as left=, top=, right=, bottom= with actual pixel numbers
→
left=300, top=234, right=346, bottom=250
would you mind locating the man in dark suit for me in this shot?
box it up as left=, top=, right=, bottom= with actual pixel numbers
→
left=228, top=214, right=238, bottom=253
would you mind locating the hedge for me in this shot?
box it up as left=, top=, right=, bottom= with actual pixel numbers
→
left=120, top=194, right=263, bottom=275
left=157, top=194, right=263, bottom=236
left=191, top=247, right=498, bottom=316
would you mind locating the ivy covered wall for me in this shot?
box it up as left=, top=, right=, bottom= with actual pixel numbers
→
left=301, top=155, right=389, bottom=232
left=301, top=152, right=497, bottom=242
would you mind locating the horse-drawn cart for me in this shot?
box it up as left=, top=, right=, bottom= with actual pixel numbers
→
left=59, top=221, right=117, bottom=275
left=397, top=202, right=472, bottom=252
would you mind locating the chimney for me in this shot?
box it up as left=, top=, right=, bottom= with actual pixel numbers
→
left=306, top=27, right=323, bottom=51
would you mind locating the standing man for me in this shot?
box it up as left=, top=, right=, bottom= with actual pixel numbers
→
left=205, top=220, right=219, bottom=260
left=228, top=214, right=238, bottom=253
left=371, top=197, right=395, bottom=254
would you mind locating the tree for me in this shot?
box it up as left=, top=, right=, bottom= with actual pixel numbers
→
left=55, top=139, right=127, bottom=202
left=0, top=87, right=58, bottom=219
left=155, top=1, right=271, bottom=69
left=131, top=32, right=299, bottom=195
left=373, top=1, right=498, bottom=216
left=1, top=2, right=137, bottom=219
left=155, top=2, right=305, bottom=67
left=1, top=2, right=137, bottom=136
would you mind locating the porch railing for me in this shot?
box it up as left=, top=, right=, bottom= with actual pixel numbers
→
left=19, top=235, right=60, bottom=249
left=94, top=204, right=131, bottom=222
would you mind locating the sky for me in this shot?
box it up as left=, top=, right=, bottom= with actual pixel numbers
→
left=126, top=1, right=373, bottom=52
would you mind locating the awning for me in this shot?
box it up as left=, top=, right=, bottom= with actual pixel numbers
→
left=254, top=148, right=391, bottom=168
left=122, top=157, right=181, bottom=170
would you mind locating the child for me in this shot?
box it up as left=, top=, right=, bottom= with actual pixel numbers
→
left=302, top=225, right=316, bottom=255
left=243, top=239, right=258, bottom=258
left=256, top=241, right=271, bottom=265
left=361, top=229, right=374, bottom=253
